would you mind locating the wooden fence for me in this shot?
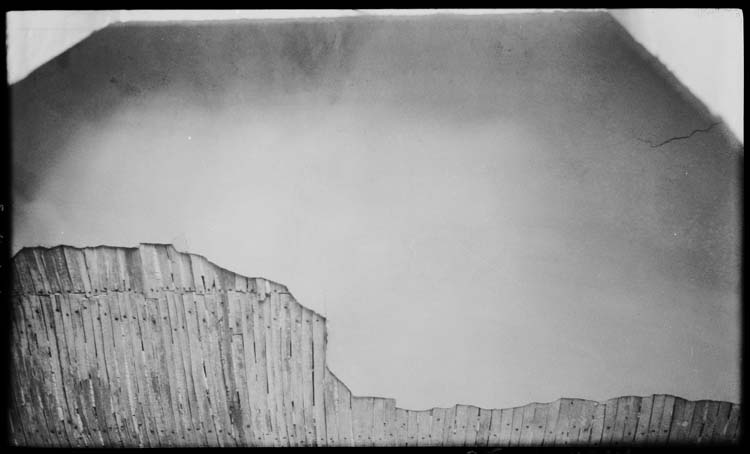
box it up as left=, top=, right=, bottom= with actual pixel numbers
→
left=8, top=244, right=741, bottom=446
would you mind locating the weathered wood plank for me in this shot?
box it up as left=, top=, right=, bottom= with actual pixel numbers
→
left=667, top=398, right=692, bottom=444
left=416, top=409, right=432, bottom=446
left=540, top=399, right=561, bottom=446
left=633, top=395, right=654, bottom=444
left=588, top=402, right=606, bottom=446
left=646, top=394, right=666, bottom=444
left=336, top=379, right=355, bottom=446
left=154, top=293, right=186, bottom=445
left=518, top=403, right=538, bottom=446
left=253, top=295, right=274, bottom=445
left=143, top=297, right=177, bottom=446
left=69, top=294, right=101, bottom=446
left=287, top=298, right=306, bottom=446
left=115, top=292, right=153, bottom=447
left=14, top=297, right=52, bottom=446
left=487, top=409, right=503, bottom=446
left=312, top=313, right=328, bottom=446
left=404, top=410, right=418, bottom=446
left=495, top=407, right=513, bottom=446
left=277, top=294, right=297, bottom=446
left=194, top=294, right=224, bottom=446
left=50, top=247, right=74, bottom=293
left=372, top=398, right=387, bottom=446
left=129, top=294, right=162, bottom=447
left=173, top=291, right=204, bottom=444
left=655, top=395, right=675, bottom=444
left=79, top=295, right=111, bottom=446
left=697, top=401, right=721, bottom=444
left=36, top=248, right=61, bottom=294
left=575, top=400, right=597, bottom=445
left=183, top=292, right=219, bottom=446
left=267, top=293, right=289, bottom=446
left=205, top=292, right=236, bottom=446
left=610, top=396, right=632, bottom=445
left=476, top=408, right=493, bottom=446
left=552, top=399, right=573, bottom=445
left=508, top=405, right=525, bottom=446
left=394, top=408, right=409, bottom=446
left=464, top=406, right=481, bottom=446
left=352, top=397, right=374, bottom=446
left=686, top=400, right=708, bottom=442
left=710, top=401, right=733, bottom=443
left=428, top=407, right=446, bottom=446
left=600, top=397, right=619, bottom=445
left=323, top=370, right=340, bottom=446
left=441, top=405, right=457, bottom=446
left=12, top=250, right=36, bottom=294
left=720, top=404, right=740, bottom=444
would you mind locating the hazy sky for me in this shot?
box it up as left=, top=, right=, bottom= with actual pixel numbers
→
left=11, top=12, right=741, bottom=409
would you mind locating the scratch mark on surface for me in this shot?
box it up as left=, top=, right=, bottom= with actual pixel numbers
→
left=637, top=122, right=721, bottom=148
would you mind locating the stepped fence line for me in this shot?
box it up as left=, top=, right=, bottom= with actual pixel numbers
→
left=8, top=244, right=741, bottom=446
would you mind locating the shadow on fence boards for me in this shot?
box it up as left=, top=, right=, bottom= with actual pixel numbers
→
left=8, top=244, right=741, bottom=447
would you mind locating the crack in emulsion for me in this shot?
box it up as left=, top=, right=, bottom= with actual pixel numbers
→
left=637, top=122, right=721, bottom=148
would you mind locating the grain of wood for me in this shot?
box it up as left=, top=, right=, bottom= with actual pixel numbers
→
left=575, top=400, right=597, bottom=445
left=323, top=370, right=340, bottom=446
left=633, top=395, right=653, bottom=444
left=394, top=408, right=408, bottom=445
left=428, top=407, right=446, bottom=446
left=336, top=378, right=355, bottom=446
left=697, top=401, right=721, bottom=444
left=312, top=313, right=327, bottom=446
left=464, top=406, right=481, bottom=446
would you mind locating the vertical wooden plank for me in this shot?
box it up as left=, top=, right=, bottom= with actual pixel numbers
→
left=352, top=397, right=374, bottom=446
left=217, top=291, right=242, bottom=446
left=646, top=394, right=666, bottom=444
left=277, top=294, right=296, bottom=446
left=633, top=395, right=654, bottom=444
left=336, top=380, right=355, bottom=446
left=441, top=405, right=457, bottom=446
left=600, top=397, right=620, bottom=445
left=116, top=292, right=155, bottom=447
left=686, top=401, right=708, bottom=443
left=15, top=296, right=53, bottom=446
left=575, top=400, right=597, bottom=445
left=382, top=398, right=397, bottom=447
left=28, top=294, right=66, bottom=445
left=12, top=251, right=36, bottom=294
left=142, top=297, right=175, bottom=446
left=228, top=292, right=254, bottom=445
left=49, top=247, right=74, bottom=293
left=405, top=410, right=418, bottom=446
left=719, top=404, right=740, bottom=444
left=300, top=307, right=312, bottom=446
left=172, top=292, right=204, bottom=444
left=194, top=294, right=224, bottom=446
left=288, top=299, right=306, bottom=446
left=253, top=296, right=274, bottom=446
left=183, top=292, right=220, bottom=446
left=323, top=371, right=339, bottom=446
left=428, top=407, right=446, bottom=446
left=452, top=404, right=470, bottom=446
left=155, top=293, right=188, bottom=445
left=204, top=292, right=236, bottom=446
left=552, top=399, right=573, bottom=445
left=109, top=293, right=145, bottom=447
left=9, top=307, right=37, bottom=445
left=541, top=400, right=561, bottom=446
left=464, top=406, right=481, bottom=446
left=487, top=409, right=503, bottom=446
left=709, top=401, right=733, bottom=443
left=476, top=408, right=493, bottom=446
left=416, top=410, right=432, bottom=446
left=667, top=398, right=691, bottom=444
left=697, top=401, right=721, bottom=444
left=68, top=294, right=101, bottom=446
left=394, top=408, right=409, bottom=446
left=496, top=407, right=514, bottom=446
left=373, top=398, right=387, bottom=446
left=267, top=294, right=288, bottom=446
left=655, top=395, right=675, bottom=444
left=529, top=403, right=551, bottom=446
left=242, top=293, right=269, bottom=446
left=35, top=249, right=61, bottom=294
left=588, top=402, right=606, bottom=446
left=518, top=403, right=538, bottom=446
left=509, top=405, right=527, bottom=446
left=312, top=313, right=327, bottom=446
left=610, top=396, right=631, bottom=445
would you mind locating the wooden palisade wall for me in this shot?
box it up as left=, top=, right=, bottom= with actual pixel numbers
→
left=8, top=244, right=741, bottom=446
